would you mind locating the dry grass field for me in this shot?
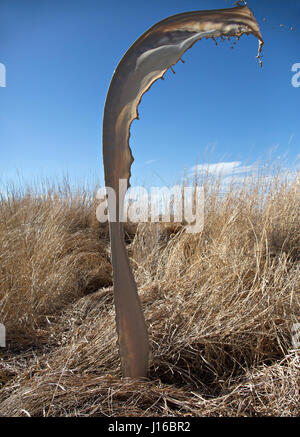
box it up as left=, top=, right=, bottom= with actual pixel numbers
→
left=0, top=167, right=299, bottom=417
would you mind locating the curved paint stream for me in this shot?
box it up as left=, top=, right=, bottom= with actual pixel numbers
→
left=102, top=4, right=263, bottom=378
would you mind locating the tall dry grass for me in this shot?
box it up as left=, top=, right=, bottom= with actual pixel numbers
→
left=0, top=167, right=299, bottom=416
left=0, top=181, right=112, bottom=346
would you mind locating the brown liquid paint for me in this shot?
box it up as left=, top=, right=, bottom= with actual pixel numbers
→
left=102, top=5, right=264, bottom=378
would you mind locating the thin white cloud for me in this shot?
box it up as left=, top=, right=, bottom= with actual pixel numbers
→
left=220, top=167, right=300, bottom=191
left=189, top=160, right=299, bottom=194
left=134, top=159, right=158, bottom=170
left=190, top=161, right=255, bottom=176
left=144, top=159, right=157, bottom=165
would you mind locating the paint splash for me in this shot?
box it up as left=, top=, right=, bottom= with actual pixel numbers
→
left=102, top=5, right=264, bottom=378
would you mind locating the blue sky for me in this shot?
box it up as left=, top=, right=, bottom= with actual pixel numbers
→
left=0, top=0, right=299, bottom=189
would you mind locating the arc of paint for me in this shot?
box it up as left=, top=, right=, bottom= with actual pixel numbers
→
left=102, top=5, right=263, bottom=378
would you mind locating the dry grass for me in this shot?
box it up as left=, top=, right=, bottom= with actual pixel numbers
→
left=0, top=168, right=299, bottom=417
